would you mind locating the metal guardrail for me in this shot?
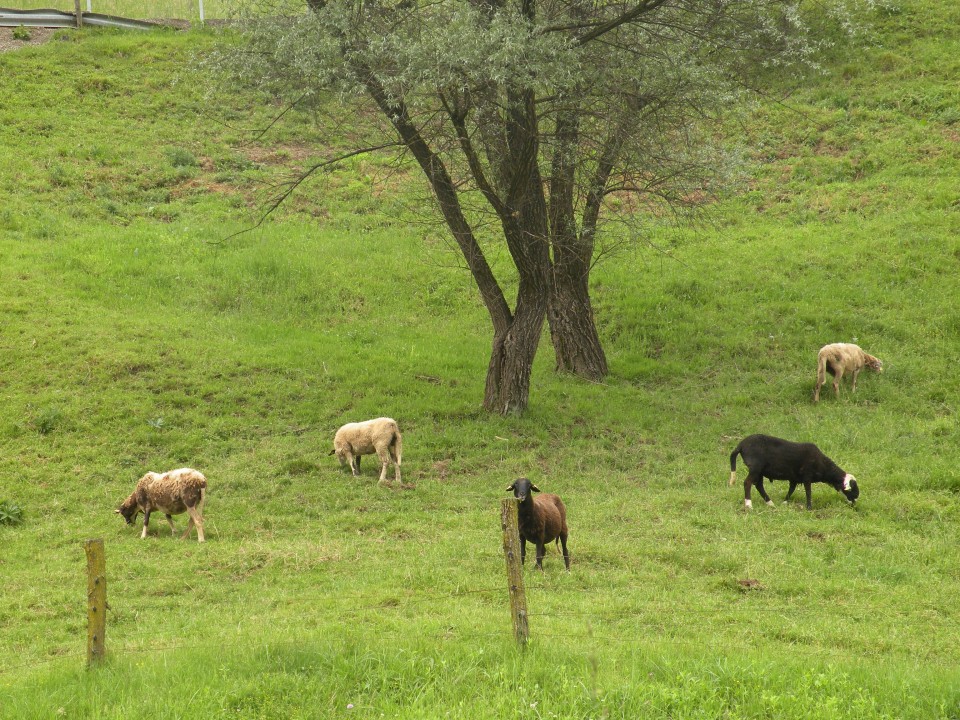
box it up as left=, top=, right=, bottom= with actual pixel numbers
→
left=0, top=7, right=162, bottom=30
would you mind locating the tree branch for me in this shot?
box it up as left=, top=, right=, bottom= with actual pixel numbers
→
left=572, top=0, right=669, bottom=47
left=440, top=92, right=508, bottom=218
left=218, top=142, right=402, bottom=243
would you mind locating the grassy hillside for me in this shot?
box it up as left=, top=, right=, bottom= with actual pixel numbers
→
left=1, top=3, right=959, bottom=718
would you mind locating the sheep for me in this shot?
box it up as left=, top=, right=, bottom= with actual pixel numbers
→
left=728, top=434, right=859, bottom=511
left=329, top=417, right=403, bottom=486
left=814, top=343, right=883, bottom=402
left=116, top=468, right=207, bottom=542
left=506, top=477, right=570, bottom=571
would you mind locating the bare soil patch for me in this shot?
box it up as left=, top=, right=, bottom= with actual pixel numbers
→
left=0, top=26, right=56, bottom=53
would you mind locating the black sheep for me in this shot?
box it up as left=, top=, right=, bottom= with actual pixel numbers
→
left=506, top=478, right=571, bottom=570
left=728, top=434, right=859, bottom=510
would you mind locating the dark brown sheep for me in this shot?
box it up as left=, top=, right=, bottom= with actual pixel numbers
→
left=506, top=477, right=570, bottom=571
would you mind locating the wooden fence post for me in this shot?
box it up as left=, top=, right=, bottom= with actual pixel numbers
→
left=500, top=499, right=529, bottom=647
left=84, top=539, right=106, bottom=667
left=74, top=0, right=83, bottom=28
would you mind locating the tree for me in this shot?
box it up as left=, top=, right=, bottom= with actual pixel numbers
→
left=211, top=0, right=867, bottom=414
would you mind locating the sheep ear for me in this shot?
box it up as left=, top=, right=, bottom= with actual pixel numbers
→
left=506, top=483, right=514, bottom=491
left=530, top=484, right=541, bottom=493
left=114, top=509, right=121, bottom=514
left=328, top=449, right=336, bottom=456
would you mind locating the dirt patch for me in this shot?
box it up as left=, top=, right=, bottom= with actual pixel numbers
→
left=0, top=26, right=56, bottom=53
left=244, top=143, right=318, bottom=165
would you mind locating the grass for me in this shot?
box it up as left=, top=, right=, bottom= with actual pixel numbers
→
left=1, top=4, right=960, bottom=718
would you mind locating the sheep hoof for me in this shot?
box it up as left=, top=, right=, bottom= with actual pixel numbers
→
left=765, top=500, right=775, bottom=508
left=377, top=479, right=392, bottom=488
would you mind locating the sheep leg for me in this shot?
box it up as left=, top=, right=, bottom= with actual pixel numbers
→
left=743, top=472, right=761, bottom=509
left=141, top=509, right=151, bottom=539
left=559, top=533, right=570, bottom=571
left=784, top=481, right=798, bottom=504
left=520, top=537, right=527, bottom=565
left=347, top=453, right=361, bottom=477
left=535, top=542, right=546, bottom=571
left=376, top=448, right=392, bottom=486
left=391, top=448, right=402, bottom=484
left=184, top=506, right=205, bottom=542
left=165, top=513, right=177, bottom=536
left=754, top=478, right=775, bottom=507
left=804, top=482, right=813, bottom=511
left=852, top=367, right=861, bottom=393
left=833, top=366, right=844, bottom=397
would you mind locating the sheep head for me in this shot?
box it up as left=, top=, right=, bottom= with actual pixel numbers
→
left=115, top=495, right=140, bottom=525
left=506, top=477, right=540, bottom=503
left=838, top=473, right=860, bottom=504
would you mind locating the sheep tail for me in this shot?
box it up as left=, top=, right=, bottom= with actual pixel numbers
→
left=816, top=350, right=828, bottom=387
left=728, top=443, right=743, bottom=486
left=390, top=430, right=403, bottom=466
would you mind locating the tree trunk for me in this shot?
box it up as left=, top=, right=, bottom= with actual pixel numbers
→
left=483, top=278, right=547, bottom=414
left=546, top=107, right=608, bottom=382
left=547, top=257, right=607, bottom=381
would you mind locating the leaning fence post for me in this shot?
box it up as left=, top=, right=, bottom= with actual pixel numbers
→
left=500, top=499, right=529, bottom=647
left=84, top=539, right=106, bottom=667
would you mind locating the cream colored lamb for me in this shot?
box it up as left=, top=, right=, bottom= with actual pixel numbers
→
left=116, top=468, right=207, bottom=542
left=814, top=343, right=883, bottom=402
left=330, top=417, right=403, bottom=486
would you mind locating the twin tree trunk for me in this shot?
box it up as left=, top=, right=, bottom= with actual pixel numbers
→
left=355, top=63, right=607, bottom=414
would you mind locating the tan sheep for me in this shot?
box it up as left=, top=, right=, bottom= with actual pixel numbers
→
left=330, top=417, right=403, bottom=486
left=116, top=468, right=207, bottom=542
left=814, top=343, right=883, bottom=402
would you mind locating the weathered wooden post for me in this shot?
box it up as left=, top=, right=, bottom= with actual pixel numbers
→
left=84, top=539, right=106, bottom=667
left=74, top=0, right=83, bottom=28
left=500, top=498, right=529, bottom=647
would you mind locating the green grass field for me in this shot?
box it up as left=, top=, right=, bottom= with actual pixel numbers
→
left=1, top=3, right=959, bottom=717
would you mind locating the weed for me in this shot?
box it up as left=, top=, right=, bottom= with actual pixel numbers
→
left=0, top=500, right=24, bottom=526
left=33, top=407, right=62, bottom=435
left=164, top=146, right=199, bottom=168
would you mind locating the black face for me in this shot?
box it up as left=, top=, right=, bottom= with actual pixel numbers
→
left=117, top=506, right=138, bottom=525
left=506, top=477, right=540, bottom=502
left=842, top=479, right=860, bottom=503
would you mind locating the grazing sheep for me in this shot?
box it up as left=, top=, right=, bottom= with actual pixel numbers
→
left=330, top=417, right=402, bottom=486
left=116, top=468, right=207, bottom=542
left=506, top=477, right=570, bottom=571
left=728, top=434, right=859, bottom=511
left=814, top=343, right=883, bottom=402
